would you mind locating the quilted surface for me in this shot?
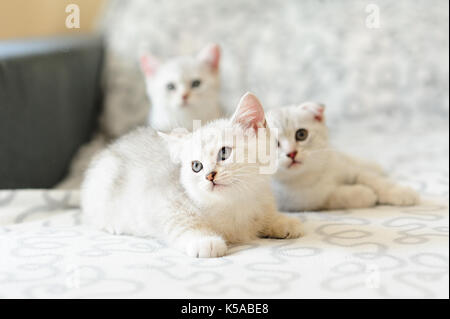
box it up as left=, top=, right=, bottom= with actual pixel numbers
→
left=1, top=128, right=448, bottom=298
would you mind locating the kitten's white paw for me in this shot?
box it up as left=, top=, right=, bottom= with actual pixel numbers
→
left=379, top=186, right=420, bottom=206
left=266, top=215, right=303, bottom=239
left=185, top=236, right=227, bottom=258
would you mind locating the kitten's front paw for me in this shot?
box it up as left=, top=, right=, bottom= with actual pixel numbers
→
left=265, top=215, right=303, bottom=239
left=185, top=236, right=227, bottom=258
left=379, top=186, right=420, bottom=206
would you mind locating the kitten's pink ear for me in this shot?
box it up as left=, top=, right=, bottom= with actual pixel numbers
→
left=140, top=54, right=160, bottom=77
left=231, top=92, right=267, bottom=132
left=301, top=102, right=326, bottom=122
left=197, top=43, right=220, bottom=72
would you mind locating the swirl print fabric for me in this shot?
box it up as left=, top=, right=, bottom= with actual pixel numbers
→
left=0, top=129, right=448, bottom=298
left=1, top=0, right=448, bottom=298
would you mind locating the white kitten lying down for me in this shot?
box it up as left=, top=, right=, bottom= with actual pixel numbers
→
left=140, top=44, right=223, bottom=132
left=267, top=103, right=420, bottom=211
left=82, top=93, right=303, bottom=258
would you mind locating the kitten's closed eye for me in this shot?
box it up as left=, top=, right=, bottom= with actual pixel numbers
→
left=295, top=129, right=308, bottom=141
left=167, top=82, right=176, bottom=91
left=192, top=161, right=203, bottom=173
left=191, top=79, right=202, bottom=88
left=217, top=147, right=232, bottom=161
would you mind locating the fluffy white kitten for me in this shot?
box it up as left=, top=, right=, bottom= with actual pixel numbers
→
left=140, top=44, right=223, bottom=132
left=57, top=45, right=223, bottom=189
left=267, top=103, right=420, bottom=211
left=82, top=93, right=303, bottom=258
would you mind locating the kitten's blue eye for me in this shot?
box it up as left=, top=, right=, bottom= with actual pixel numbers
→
left=192, top=161, right=203, bottom=173
left=295, top=128, right=308, bottom=141
left=218, top=146, right=232, bottom=161
left=191, top=79, right=201, bottom=88
left=167, top=83, right=176, bottom=90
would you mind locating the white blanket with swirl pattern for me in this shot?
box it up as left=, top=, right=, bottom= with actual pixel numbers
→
left=0, top=129, right=448, bottom=298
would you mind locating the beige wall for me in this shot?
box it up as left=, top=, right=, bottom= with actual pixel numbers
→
left=0, top=0, right=106, bottom=40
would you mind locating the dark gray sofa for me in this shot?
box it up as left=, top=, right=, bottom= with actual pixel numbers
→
left=0, top=35, right=104, bottom=189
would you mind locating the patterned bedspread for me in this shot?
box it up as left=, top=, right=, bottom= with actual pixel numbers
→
left=0, top=129, right=448, bottom=298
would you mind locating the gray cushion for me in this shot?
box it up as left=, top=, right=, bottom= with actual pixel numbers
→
left=0, top=35, right=104, bottom=189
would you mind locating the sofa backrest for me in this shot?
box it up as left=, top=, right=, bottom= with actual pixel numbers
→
left=0, top=35, right=103, bottom=189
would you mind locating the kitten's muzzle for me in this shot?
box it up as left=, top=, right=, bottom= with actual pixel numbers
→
left=206, top=171, right=217, bottom=182
left=287, top=151, right=298, bottom=160
left=181, top=92, right=190, bottom=106
left=286, top=151, right=301, bottom=168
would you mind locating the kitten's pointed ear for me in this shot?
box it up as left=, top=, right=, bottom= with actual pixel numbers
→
left=158, top=129, right=189, bottom=163
left=300, top=102, right=326, bottom=122
left=231, top=92, right=267, bottom=132
left=197, top=43, right=220, bottom=72
left=140, top=53, right=160, bottom=77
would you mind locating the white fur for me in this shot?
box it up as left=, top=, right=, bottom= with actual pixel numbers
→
left=57, top=44, right=224, bottom=190
left=54, top=133, right=108, bottom=189
left=267, top=103, right=420, bottom=211
left=142, top=44, right=223, bottom=131
left=81, top=93, right=303, bottom=258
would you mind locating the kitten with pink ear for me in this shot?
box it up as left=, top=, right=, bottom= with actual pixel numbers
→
left=81, top=93, right=303, bottom=258
left=267, top=102, right=420, bottom=211
left=140, top=44, right=223, bottom=132
left=56, top=45, right=222, bottom=190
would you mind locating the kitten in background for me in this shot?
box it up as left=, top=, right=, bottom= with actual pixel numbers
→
left=267, top=103, right=420, bottom=211
left=56, top=44, right=223, bottom=189
left=140, top=44, right=223, bottom=132
left=81, top=93, right=302, bottom=258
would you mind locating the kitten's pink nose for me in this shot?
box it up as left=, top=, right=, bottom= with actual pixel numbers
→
left=182, top=92, right=190, bottom=101
left=206, top=171, right=217, bottom=182
left=287, top=151, right=297, bottom=160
